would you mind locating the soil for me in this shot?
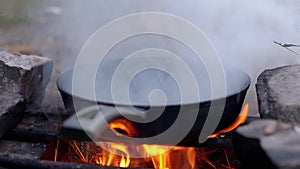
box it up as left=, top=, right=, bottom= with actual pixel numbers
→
left=0, top=1, right=75, bottom=116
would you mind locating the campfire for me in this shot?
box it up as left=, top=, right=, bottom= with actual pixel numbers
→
left=41, top=104, right=249, bottom=169
left=1, top=0, right=300, bottom=168
left=0, top=49, right=258, bottom=169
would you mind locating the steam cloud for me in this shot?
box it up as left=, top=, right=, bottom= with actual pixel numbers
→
left=51, top=0, right=300, bottom=115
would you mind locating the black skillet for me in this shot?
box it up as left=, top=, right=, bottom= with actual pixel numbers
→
left=57, top=58, right=250, bottom=146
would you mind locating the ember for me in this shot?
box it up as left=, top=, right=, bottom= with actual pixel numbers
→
left=41, top=103, right=249, bottom=169
left=41, top=139, right=239, bottom=169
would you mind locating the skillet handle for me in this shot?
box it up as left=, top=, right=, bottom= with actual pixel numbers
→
left=61, top=105, right=145, bottom=140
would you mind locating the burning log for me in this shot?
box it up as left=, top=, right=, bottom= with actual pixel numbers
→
left=234, top=119, right=300, bottom=169
left=256, top=65, right=300, bottom=124
left=2, top=128, right=57, bottom=142
left=0, top=49, right=53, bottom=112
left=0, top=155, right=147, bottom=169
left=0, top=92, right=26, bottom=137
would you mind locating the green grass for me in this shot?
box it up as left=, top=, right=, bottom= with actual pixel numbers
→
left=0, top=0, right=40, bottom=26
left=0, top=15, right=28, bottom=26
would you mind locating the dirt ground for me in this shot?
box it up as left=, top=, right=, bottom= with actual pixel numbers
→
left=0, top=1, right=73, bottom=115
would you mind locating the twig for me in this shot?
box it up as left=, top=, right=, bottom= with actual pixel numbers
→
left=72, top=141, right=87, bottom=163
left=273, top=40, right=300, bottom=47
left=223, top=148, right=231, bottom=169
left=54, top=140, right=59, bottom=162
left=204, top=159, right=217, bottom=169
left=273, top=40, right=300, bottom=56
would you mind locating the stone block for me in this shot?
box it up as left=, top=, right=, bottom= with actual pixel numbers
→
left=0, top=92, right=26, bottom=137
left=0, top=49, right=53, bottom=111
left=256, top=65, right=300, bottom=124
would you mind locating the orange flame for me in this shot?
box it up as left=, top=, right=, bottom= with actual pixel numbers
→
left=94, top=105, right=249, bottom=168
left=120, top=155, right=127, bottom=167
left=109, top=118, right=138, bottom=137
left=143, top=145, right=196, bottom=169
left=95, top=142, right=130, bottom=167
left=93, top=117, right=199, bottom=168
left=208, top=103, right=249, bottom=138
left=94, top=119, right=134, bottom=168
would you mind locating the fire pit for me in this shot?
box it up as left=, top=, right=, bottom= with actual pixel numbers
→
left=0, top=101, right=249, bottom=169
left=0, top=113, right=248, bottom=169
left=0, top=49, right=252, bottom=169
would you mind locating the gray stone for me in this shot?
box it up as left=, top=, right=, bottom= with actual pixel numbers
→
left=0, top=92, right=26, bottom=137
left=0, top=49, right=53, bottom=111
left=237, top=120, right=300, bottom=169
left=256, top=65, right=300, bottom=124
left=0, top=140, right=46, bottom=160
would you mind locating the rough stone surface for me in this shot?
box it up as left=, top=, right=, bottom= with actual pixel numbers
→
left=0, top=140, right=46, bottom=160
left=236, top=120, right=300, bottom=169
left=256, top=65, right=300, bottom=124
left=0, top=92, right=26, bottom=137
left=0, top=49, right=53, bottom=111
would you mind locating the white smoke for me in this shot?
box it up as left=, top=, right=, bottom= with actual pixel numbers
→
left=52, top=0, right=300, bottom=115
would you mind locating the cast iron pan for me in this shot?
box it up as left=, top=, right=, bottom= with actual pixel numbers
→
left=57, top=58, right=250, bottom=146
